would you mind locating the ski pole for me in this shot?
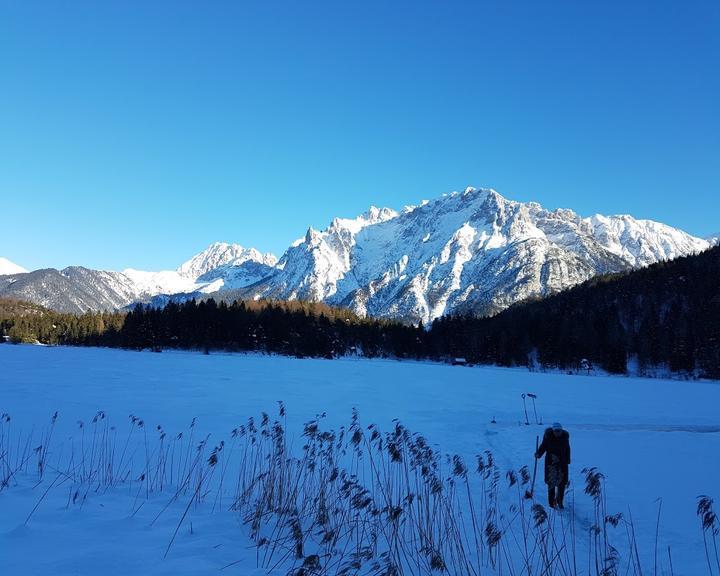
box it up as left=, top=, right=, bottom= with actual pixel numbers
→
left=528, top=393, right=540, bottom=424
left=525, top=435, right=539, bottom=499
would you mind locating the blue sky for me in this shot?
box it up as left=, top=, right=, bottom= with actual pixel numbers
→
left=2, top=0, right=718, bottom=271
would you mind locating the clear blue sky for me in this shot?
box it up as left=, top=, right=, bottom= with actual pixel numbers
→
left=2, top=0, right=718, bottom=271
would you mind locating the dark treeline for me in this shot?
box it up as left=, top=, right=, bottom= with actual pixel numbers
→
left=118, top=299, right=424, bottom=358
left=0, top=298, right=125, bottom=345
left=429, top=246, right=720, bottom=378
left=2, top=246, right=719, bottom=378
left=0, top=297, right=424, bottom=360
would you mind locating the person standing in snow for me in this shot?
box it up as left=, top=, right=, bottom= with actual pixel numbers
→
left=535, top=422, right=571, bottom=509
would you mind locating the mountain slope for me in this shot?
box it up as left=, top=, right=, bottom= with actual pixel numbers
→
left=0, top=268, right=139, bottom=313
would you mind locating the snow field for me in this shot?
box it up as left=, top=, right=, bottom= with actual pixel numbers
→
left=1, top=345, right=719, bottom=575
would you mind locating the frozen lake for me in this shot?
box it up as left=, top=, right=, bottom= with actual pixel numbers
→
left=1, top=344, right=718, bottom=575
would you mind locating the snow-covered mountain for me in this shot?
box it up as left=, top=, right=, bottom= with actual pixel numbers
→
left=0, top=257, right=27, bottom=276
left=0, top=188, right=711, bottom=319
left=0, top=267, right=142, bottom=312
left=176, top=242, right=277, bottom=279
left=0, top=244, right=277, bottom=313
left=236, top=188, right=709, bottom=323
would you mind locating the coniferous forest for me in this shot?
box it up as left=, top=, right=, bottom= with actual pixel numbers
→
left=0, top=298, right=424, bottom=360
left=430, top=245, right=720, bottom=378
left=2, top=246, right=719, bottom=379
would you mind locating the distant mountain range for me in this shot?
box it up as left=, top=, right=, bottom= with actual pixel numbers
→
left=0, top=187, right=713, bottom=322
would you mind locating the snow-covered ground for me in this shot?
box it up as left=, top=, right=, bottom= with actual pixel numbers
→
left=1, top=345, right=718, bottom=575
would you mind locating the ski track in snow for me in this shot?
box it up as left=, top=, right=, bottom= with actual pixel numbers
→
left=0, top=345, right=718, bottom=576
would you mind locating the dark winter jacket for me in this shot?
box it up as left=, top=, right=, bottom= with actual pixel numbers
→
left=536, top=428, right=571, bottom=486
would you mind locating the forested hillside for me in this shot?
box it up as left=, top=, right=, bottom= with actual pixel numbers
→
left=429, top=246, right=720, bottom=378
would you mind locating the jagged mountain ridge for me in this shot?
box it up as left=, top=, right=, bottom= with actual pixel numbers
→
left=0, top=188, right=711, bottom=318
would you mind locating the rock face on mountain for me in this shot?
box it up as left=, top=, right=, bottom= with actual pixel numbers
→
left=0, top=188, right=710, bottom=319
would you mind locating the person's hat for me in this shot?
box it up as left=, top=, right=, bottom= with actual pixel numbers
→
left=552, top=422, right=563, bottom=430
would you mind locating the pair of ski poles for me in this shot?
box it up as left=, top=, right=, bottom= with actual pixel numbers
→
left=522, top=393, right=540, bottom=425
